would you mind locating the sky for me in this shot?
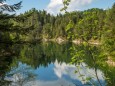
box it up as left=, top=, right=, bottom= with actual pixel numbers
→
left=6, top=0, right=115, bottom=15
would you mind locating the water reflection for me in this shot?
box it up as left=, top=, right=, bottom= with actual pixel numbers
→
left=5, top=63, right=36, bottom=86
left=0, top=42, right=115, bottom=86
left=6, top=61, right=105, bottom=86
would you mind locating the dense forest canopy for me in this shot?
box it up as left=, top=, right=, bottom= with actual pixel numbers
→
left=9, top=8, right=106, bottom=40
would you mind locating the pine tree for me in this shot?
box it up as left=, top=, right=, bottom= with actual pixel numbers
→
left=0, top=0, right=22, bottom=12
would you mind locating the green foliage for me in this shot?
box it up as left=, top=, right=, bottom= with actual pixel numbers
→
left=102, top=3, right=115, bottom=57
left=0, top=6, right=107, bottom=43
left=76, top=8, right=105, bottom=41
left=65, top=20, right=74, bottom=41
left=60, top=1, right=115, bottom=86
left=60, top=0, right=71, bottom=12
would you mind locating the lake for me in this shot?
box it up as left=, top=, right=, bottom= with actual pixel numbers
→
left=0, top=42, right=115, bottom=86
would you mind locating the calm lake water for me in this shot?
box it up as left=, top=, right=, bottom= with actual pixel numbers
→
left=0, top=42, right=115, bottom=86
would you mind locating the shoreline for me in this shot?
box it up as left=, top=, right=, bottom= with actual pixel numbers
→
left=42, top=37, right=101, bottom=45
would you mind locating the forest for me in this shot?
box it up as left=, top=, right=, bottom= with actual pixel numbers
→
left=0, top=2, right=115, bottom=58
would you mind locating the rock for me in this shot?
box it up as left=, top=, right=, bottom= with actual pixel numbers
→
left=56, top=37, right=65, bottom=44
left=72, top=39, right=81, bottom=44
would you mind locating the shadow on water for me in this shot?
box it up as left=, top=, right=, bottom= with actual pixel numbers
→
left=0, top=42, right=115, bottom=86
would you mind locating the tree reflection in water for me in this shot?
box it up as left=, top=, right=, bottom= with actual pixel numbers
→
left=0, top=42, right=115, bottom=86
left=0, top=43, right=36, bottom=86
left=5, top=63, right=36, bottom=86
left=0, top=43, right=14, bottom=86
left=70, top=43, right=115, bottom=86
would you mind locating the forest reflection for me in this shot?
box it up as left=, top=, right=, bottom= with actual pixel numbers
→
left=0, top=42, right=115, bottom=86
